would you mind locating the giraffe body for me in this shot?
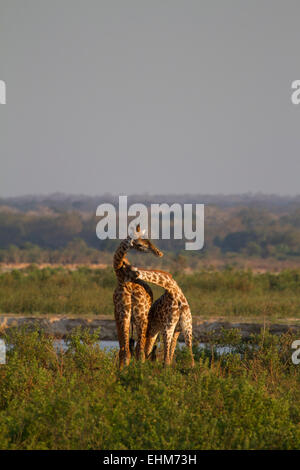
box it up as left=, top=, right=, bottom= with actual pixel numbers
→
left=113, top=233, right=162, bottom=369
left=123, top=267, right=194, bottom=367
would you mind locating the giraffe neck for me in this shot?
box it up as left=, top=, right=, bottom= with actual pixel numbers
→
left=113, top=237, right=131, bottom=273
left=135, top=268, right=180, bottom=294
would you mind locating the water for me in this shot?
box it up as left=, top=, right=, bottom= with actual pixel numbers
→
left=54, top=339, right=233, bottom=355
left=53, top=339, right=119, bottom=352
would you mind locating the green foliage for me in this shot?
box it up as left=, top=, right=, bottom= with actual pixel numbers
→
left=1, top=328, right=300, bottom=449
left=1, top=266, right=300, bottom=318
left=1, top=205, right=300, bottom=262
left=0, top=267, right=114, bottom=315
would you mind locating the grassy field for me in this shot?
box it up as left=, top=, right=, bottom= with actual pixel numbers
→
left=1, top=266, right=300, bottom=450
left=0, top=327, right=300, bottom=449
left=0, top=265, right=300, bottom=320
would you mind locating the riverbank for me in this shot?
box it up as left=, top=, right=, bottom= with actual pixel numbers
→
left=1, top=314, right=300, bottom=340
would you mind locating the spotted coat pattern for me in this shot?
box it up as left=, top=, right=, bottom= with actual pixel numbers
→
left=127, top=268, right=194, bottom=367
left=113, top=236, right=162, bottom=369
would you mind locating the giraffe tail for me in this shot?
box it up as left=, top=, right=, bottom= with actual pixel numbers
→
left=129, top=317, right=135, bottom=355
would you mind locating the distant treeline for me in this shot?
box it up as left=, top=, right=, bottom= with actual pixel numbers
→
left=1, top=192, right=300, bottom=212
left=0, top=194, right=300, bottom=263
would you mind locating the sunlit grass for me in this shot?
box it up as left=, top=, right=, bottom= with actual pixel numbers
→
left=0, top=266, right=299, bottom=319
left=0, top=327, right=300, bottom=449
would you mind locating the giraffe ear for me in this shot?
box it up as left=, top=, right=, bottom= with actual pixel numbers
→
left=129, top=224, right=145, bottom=239
left=128, top=227, right=137, bottom=240
left=136, top=224, right=146, bottom=237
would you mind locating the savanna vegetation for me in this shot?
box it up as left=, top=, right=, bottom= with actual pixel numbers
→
left=0, top=327, right=300, bottom=449
left=1, top=196, right=300, bottom=450
left=0, top=265, right=299, bottom=320
left=0, top=194, right=300, bottom=267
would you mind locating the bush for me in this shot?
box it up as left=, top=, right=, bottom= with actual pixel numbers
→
left=0, top=328, right=300, bottom=449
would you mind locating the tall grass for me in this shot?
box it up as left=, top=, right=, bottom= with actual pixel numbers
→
left=0, top=327, right=300, bottom=449
left=0, top=266, right=300, bottom=318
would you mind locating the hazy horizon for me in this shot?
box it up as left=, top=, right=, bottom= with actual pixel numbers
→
left=1, top=191, right=300, bottom=202
left=0, top=191, right=300, bottom=198
left=1, top=192, right=300, bottom=199
left=1, top=1, right=300, bottom=197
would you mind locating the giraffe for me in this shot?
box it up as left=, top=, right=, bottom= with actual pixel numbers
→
left=121, top=265, right=194, bottom=367
left=113, top=226, right=163, bottom=369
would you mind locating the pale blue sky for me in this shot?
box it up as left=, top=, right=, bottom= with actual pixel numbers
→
left=0, top=0, right=300, bottom=196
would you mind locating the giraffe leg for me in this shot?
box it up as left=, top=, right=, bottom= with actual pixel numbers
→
left=115, top=318, right=126, bottom=370
left=114, top=290, right=132, bottom=370
left=131, top=290, right=152, bottom=363
left=180, top=311, right=194, bottom=367
left=164, top=303, right=180, bottom=366
left=163, top=322, right=177, bottom=367
left=145, top=331, right=159, bottom=359
left=135, top=318, right=148, bottom=363
left=170, top=329, right=181, bottom=364
left=162, top=330, right=171, bottom=367
left=145, top=311, right=160, bottom=360
left=116, top=315, right=131, bottom=369
left=149, top=344, right=158, bottom=362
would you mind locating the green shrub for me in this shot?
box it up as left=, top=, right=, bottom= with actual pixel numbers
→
left=0, top=267, right=300, bottom=318
left=0, top=328, right=300, bottom=449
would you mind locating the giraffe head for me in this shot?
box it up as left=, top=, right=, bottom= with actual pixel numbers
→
left=129, top=224, right=163, bottom=257
left=120, top=262, right=141, bottom=282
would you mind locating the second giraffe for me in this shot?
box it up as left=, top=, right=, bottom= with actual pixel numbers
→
left=122, top=265, right=194, bottom=367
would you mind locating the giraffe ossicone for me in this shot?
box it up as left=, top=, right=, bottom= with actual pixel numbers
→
left=129, top=226, right=146, bottom=240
